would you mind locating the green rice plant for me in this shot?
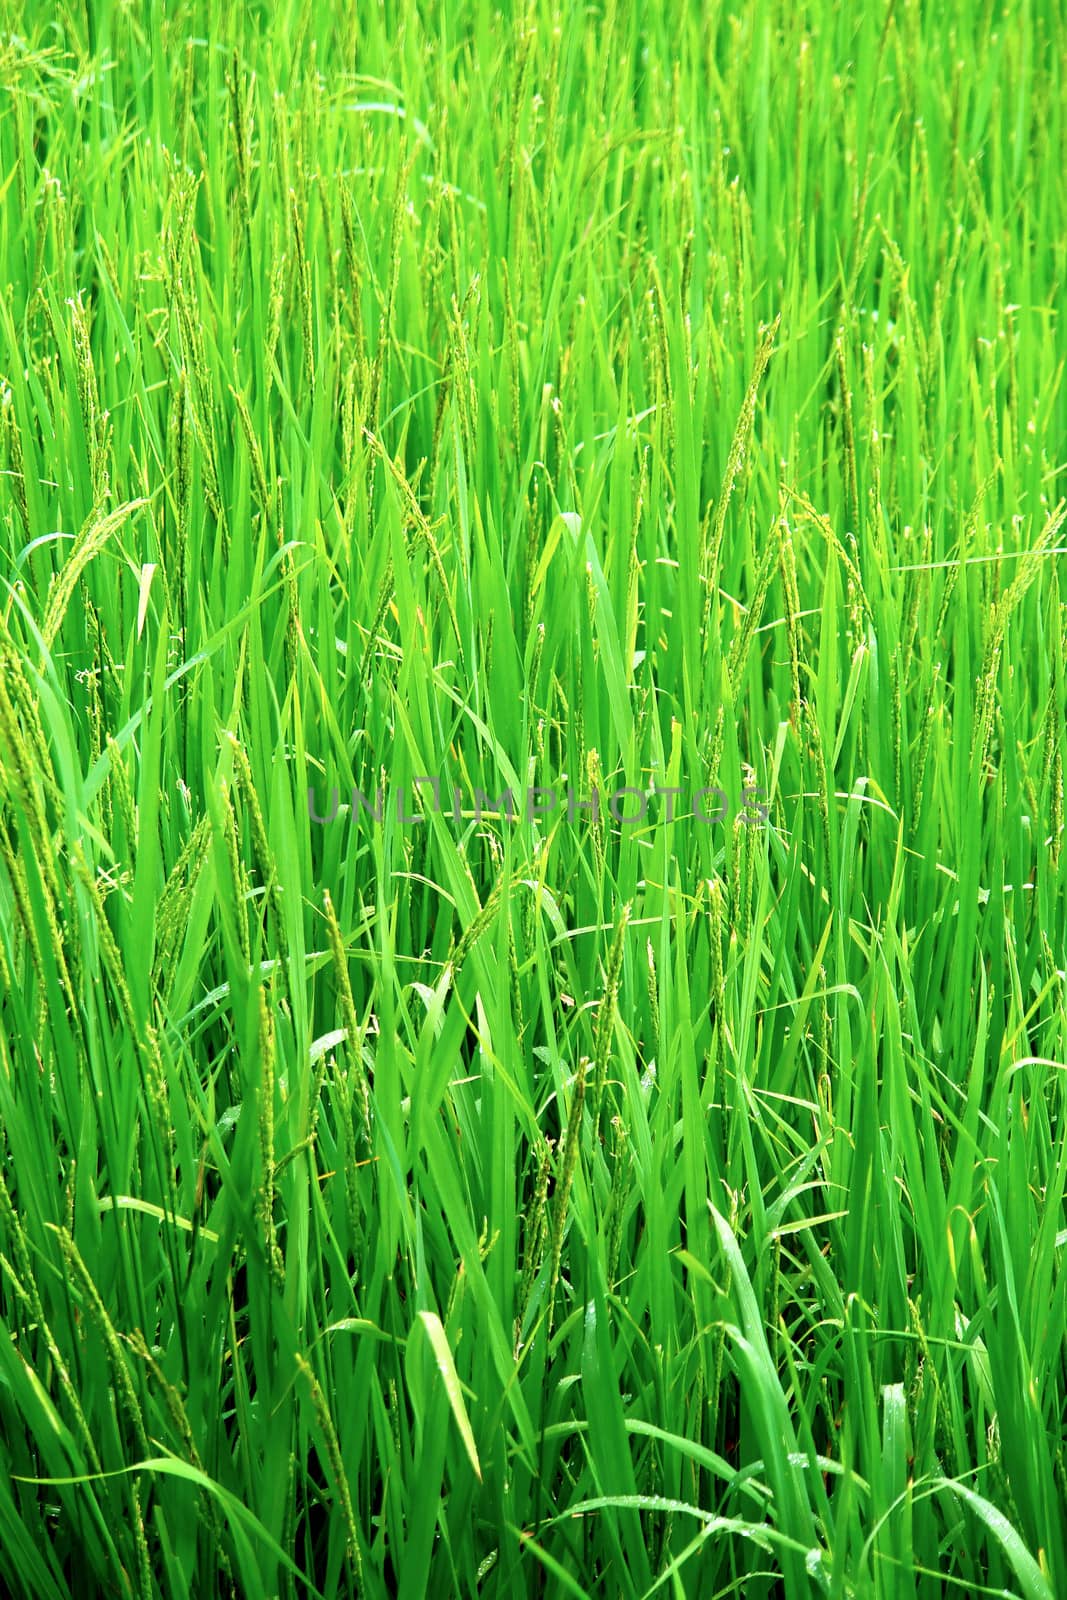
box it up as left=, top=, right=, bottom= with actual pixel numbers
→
left=0, top=1, right=1065, bottom=1595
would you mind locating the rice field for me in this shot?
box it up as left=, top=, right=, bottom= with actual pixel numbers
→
left=0, top=2, right=1065, bottom=1595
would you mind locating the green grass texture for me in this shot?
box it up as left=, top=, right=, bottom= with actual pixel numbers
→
left=0, top=2, right=1065, bottom=1595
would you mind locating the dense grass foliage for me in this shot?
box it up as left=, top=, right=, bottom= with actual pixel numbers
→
left=1, top=2, right=1065, bottom=1595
